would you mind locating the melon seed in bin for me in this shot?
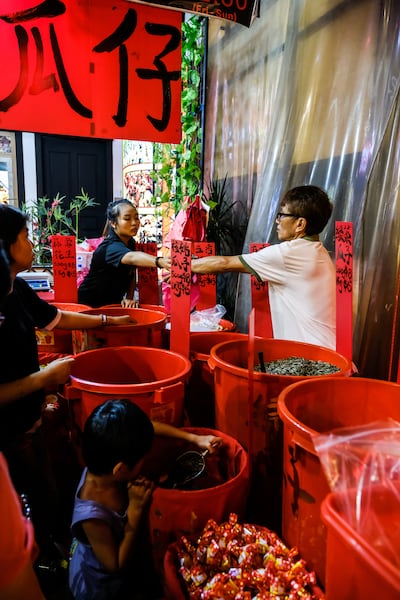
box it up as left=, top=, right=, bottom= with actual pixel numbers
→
left=208, top=338, right=352, bottom=534
left=278, top=376, right=400, bottom=587
left=66, top=346, right=192, bottom=430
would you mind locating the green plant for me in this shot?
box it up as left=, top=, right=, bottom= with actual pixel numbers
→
left=152, top=15, right=206, bottom=214
left=203, top=175, right=247, bottom=254
left=23, top=188, right=97, bottom=265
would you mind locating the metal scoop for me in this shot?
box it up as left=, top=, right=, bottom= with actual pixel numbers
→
left=164, top=449, right=209, bottom=488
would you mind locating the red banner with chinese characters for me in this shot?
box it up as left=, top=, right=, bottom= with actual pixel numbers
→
left=192, top=241, right=216, bottom=310
left=51, top=234, right=77, bottom=302
left=136, top=242, right=159, bottom=305
left=250, top=243, right=273, bottom=338
left=0, top=0, right=182, bottom=142
left=335, top=221, right=353, bottom=363
left=169, top=239, right=192, bottom=357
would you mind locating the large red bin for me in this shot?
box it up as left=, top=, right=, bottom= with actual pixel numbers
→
left=66, top=345, right=192, bottom=430
left=209, top=337, right=352, bottom=533
left=278, top=376, right=400, bottom=587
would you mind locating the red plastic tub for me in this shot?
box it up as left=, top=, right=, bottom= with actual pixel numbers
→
left=72, top=306, right=167, bottom=352
left=209, top=338, right=352, bottom=532
left=321, top=483, right=400, bottom=599
left=278, top=376, right=400, bottom=587
left=36, top=302, right=91, bottom=355
left=66, top=345, right=192, bottom=429
left=147, top=427, right=250, bottom=576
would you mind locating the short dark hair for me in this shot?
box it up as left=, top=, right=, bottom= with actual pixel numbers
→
left=281, top=185, right=333, bottom=235
left=82, top=400, right=154, bottom=475
left=0, top=204, right=28, bottom=262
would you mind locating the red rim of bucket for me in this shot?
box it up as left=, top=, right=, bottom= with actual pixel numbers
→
left=70, top=345, right=192, bottom=394
left=81, top=307, right=167, bottom=329
left=277, top=375, right=400, bottom=442
left=209, top=338, right=353, bottom=381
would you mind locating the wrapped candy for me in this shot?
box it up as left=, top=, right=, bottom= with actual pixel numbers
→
left=173, top=513, right=325, bottom=599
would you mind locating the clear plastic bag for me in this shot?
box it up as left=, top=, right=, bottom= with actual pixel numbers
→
left=313, top=418, right=400, bottom=568
left=189, top=304, right=227, bottom=331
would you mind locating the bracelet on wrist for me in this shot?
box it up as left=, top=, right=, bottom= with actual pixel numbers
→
left=101, top=313, right=107, bottom=326
left=155, top=256, right=162, bottom=269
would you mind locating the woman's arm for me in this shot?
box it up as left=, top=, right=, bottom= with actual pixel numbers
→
left=121, top=251, right=171, bottom=271
left=56, top=311, right=137, bottom=329
left=0, top=356, right=74, bottom=406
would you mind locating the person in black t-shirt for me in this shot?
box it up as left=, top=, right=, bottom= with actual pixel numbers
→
left=78, top=199, right=171, bottom=308
left=0, top=204, right=138, bottom=556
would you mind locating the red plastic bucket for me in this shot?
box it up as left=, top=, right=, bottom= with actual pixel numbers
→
left=278, top=376, right=400, bottom=587
left=72, top=307, right=167, bottom=353
left=321, top=483, right=400, bottom=599
left=66, top=345, right=192, bottom=429
left=146, top=427, right=250, bottom=576
left=36, top=302, right=91, bottom=355
left=186, top=331, right=248, bottom=427
left=209, top=338, right=352, bottom=533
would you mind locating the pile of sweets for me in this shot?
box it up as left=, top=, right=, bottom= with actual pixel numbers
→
left=176, top=513, right=323, bottom=599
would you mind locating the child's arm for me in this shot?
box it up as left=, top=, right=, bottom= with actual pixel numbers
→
left=151, top=421, right=223, bottom=453
left=81, top=477, right=154, bottom=574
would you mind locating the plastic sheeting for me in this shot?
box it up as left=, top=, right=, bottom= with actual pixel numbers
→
left=203, top=0, right=400, bottom=380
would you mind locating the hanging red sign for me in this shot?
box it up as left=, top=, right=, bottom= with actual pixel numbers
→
left=51, top=234, right=77, bottom=303
left=192, top=241, right=216, bottom=310
left=169, top=239, right=192, bottom=357
left=136, top=241, right=160, bottom=305
left=0, top=0, right=182, bottom=142
left=335, top=221, right=353, bottom=363
left=250, top=242, right=273, bottom=338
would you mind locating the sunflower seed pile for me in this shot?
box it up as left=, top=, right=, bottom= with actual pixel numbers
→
left=254, top=356, right=340, bottom=376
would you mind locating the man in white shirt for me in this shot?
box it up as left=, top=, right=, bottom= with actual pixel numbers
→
left=191, top=185, right=336, bottom=349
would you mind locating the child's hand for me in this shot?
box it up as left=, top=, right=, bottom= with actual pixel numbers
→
left=127, top=476, right=154, bottom=517
left=193, top=434, right=223, bottom=453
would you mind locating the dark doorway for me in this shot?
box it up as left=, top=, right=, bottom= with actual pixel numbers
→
left=35, top=134, right=113, bottom=239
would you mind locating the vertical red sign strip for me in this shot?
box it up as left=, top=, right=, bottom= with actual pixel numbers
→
left=192, top=241, right=216, bottom=310
left=51, top=235, right=77, bottom=302
left=136, top=242, right=159, bottom=305
left=335, top=221, right=353, bottom=362
left=169, top=239, right=192, bottom=357
left=247, top=308, right=255, bottom=457
left=250, top=243, right=273, bottom=338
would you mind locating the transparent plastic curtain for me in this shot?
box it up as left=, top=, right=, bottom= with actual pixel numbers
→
left=204, top=0, right=400, bottom=380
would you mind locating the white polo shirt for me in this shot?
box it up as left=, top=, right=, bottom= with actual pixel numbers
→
left=240, top=238, right=336, bottom=349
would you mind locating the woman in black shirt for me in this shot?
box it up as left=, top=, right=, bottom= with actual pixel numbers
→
left=78, top=199, right=170, bottom=308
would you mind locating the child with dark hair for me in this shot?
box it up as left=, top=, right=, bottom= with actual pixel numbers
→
left=69, top=399, right=222, bottom=600
left=78, top=199, right=171, bottom=308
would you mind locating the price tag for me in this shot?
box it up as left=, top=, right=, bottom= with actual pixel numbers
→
left=51, top=235, right=77, bottom=302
